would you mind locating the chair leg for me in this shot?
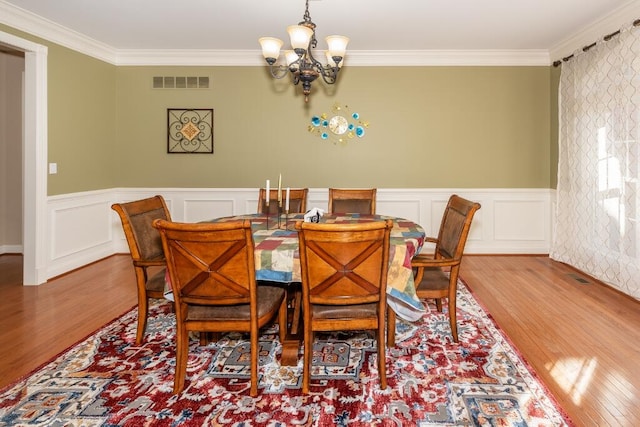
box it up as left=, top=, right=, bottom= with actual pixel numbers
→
left=173, top=325, right=189, bottom=394
left=435, top=298, right=443, bottom=312
left=136, top=295, right=149, bottom=345
left=250, top=327, right=259, bottom=397
left=199, top=332, right=219, bottom=345
left=302, top=328, right=313, bottom=393
left=387, top=307, right=396, bottom=348
left=378, top=322, right=387, bottom=389
left=448, top=297, right=459, bottom=343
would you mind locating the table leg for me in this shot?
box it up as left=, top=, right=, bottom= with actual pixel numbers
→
left=281, top=283, right=302, bottom=366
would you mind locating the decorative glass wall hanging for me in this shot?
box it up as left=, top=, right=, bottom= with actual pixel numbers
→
left=308, top=103, right=369, bottom=145
left=167, top=108, right=214, bottom=153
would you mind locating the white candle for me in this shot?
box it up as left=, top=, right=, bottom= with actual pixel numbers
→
left=278, top=173, right=282, bottom=205
left=265, top=179, right=270, bottom=206
left=285, top=187, right=290, bottom=211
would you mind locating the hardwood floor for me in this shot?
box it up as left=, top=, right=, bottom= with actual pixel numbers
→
left=460, top=256, right=640, bottom=427
left=0, top=254, right=138, bottom=390
left=1, top=254, right=638, bottom=426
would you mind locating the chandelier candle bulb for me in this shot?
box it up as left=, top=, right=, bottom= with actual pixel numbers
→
left=278, top=174, right=282, bottom=205
left=326, top=35, right=349, bottom=59
left=258, top=37, right=283, bottom=62
left=287, top=25, right=313, bottom=51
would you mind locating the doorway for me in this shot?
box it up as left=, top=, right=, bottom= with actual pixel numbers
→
left=1, top=47, right=24, bottom=282
left=0, top=30, right=48, bottom=286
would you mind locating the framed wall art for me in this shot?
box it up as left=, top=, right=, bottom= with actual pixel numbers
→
left=167, top=108, right=214, bottom=153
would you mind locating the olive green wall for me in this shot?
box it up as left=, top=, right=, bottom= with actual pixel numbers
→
left=0, top=24, right=117, bottom=195
left=2, top=23, right=556, bottom=195
left=47, top=45, right=116, bottom=194
left=116, top=65, right=552, bottom=189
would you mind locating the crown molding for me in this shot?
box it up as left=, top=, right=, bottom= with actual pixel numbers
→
left=0, top=0, right=116, bottom=62
left=114, top=48, right=550, bottom=67
left=0, top=0, right=550, bottom=67
left=549, top=0, right=640, bottom=63
left=343, top=50, right=550, bottom=66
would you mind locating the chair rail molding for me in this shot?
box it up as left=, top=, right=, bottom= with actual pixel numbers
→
left=45, top=187, right=554, bottom=281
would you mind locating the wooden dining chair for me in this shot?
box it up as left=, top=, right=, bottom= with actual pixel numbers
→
left=296, top=219, right=393, bottom=393
left=258, top=188, right=308, bottom=214
left=328, top=188, right=377, bottom=214
left=112, top=195, right=171, bottom=345
left=153, top=219, right=287, bottom=396
left=411, top=195, right=480, bottom=342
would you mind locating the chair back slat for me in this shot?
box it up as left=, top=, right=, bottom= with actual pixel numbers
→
left=155, top=220, right=255, bottom=306
left=435, top=195, right=481, bottom=262
left=112, top=195, right=171, bottom=262
left=297, top=220, right=392, bottom=306
left=328, top=188, right=377, bottom=215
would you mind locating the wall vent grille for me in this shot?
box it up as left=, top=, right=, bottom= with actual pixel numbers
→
left=568, top=273, right=590, bottom=284
left=153, top=76, right=210, bottom=89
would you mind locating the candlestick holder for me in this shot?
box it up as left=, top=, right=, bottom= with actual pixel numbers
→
left=277, top=202, right=285, bottom=229
left=264, top=202, right=288, bottom=230
left=263, top=198, right=293, bottom=230
left=264, top=201, right=273, bottom=230
left=284, top=208, right=290, bottom=230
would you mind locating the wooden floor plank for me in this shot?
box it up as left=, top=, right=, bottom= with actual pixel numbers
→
left=1, top=254, right=639, bottom=427
left=460, top=255, right=640, bottom=427
left=0, top=255, right=138, bottom=388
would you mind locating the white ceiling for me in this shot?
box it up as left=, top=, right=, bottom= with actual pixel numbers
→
left=2, top=0, right=640, bottom=65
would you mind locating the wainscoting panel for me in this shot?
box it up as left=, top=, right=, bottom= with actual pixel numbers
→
left=45, top=188, right=554, bottom=281
left=48, top=190, right=116, bottom=278
left=494, top=199, right=547, bottom=241
left=182, top=199, right=235, bottom=223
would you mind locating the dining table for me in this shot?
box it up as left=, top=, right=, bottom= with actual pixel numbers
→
left=203, top=212, right=428, bottom=365
left=209, top=212, right=427, bottom=320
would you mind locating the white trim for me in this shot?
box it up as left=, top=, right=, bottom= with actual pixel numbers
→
left=0, top=245, right=23, bottom=254
left=47, top=187, right=554, bottom=280
left=0, top=0, right=115, bottom=64
left=3, top=0, right=640, bottom=67
left=0, top=0, right=550, bottom=67
left=114, top=49, right=551, bottom=67
left=0, top=30, right=48, bottom=285
left=549, top=0, right=640, bottom=63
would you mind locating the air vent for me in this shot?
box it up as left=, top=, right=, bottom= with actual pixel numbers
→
left=568, top=273, right=590, bottom=284
left=153, top=76, right=210, bottom=89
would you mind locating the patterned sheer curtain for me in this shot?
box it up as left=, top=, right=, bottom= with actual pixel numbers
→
left=551, top=21, right=640, bottom=300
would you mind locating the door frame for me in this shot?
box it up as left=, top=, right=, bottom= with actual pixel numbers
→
left=1, top=30, right=48, bottom=285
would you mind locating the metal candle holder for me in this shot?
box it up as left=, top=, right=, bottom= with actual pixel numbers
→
left=264, top=200, right=289, bottom=230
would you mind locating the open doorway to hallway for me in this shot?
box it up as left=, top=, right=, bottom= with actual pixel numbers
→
left=0, top=47, right=25, bottom=282
left=0, top=30, right=48, bottom=286
left=0, top=255, right=22, bottom=287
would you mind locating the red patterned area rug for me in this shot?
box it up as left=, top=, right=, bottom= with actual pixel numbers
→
left=0, top=280, right=573, bottom=426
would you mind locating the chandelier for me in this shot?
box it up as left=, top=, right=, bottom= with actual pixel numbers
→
left=258, top=0, right=349, bottom=103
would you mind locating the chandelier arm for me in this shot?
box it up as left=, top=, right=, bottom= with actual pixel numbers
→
left=267, top=64, right=291, bottom=80
left=318, top=66, right=339, bottom=84
left=305, top=42, right=322, bottom=67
